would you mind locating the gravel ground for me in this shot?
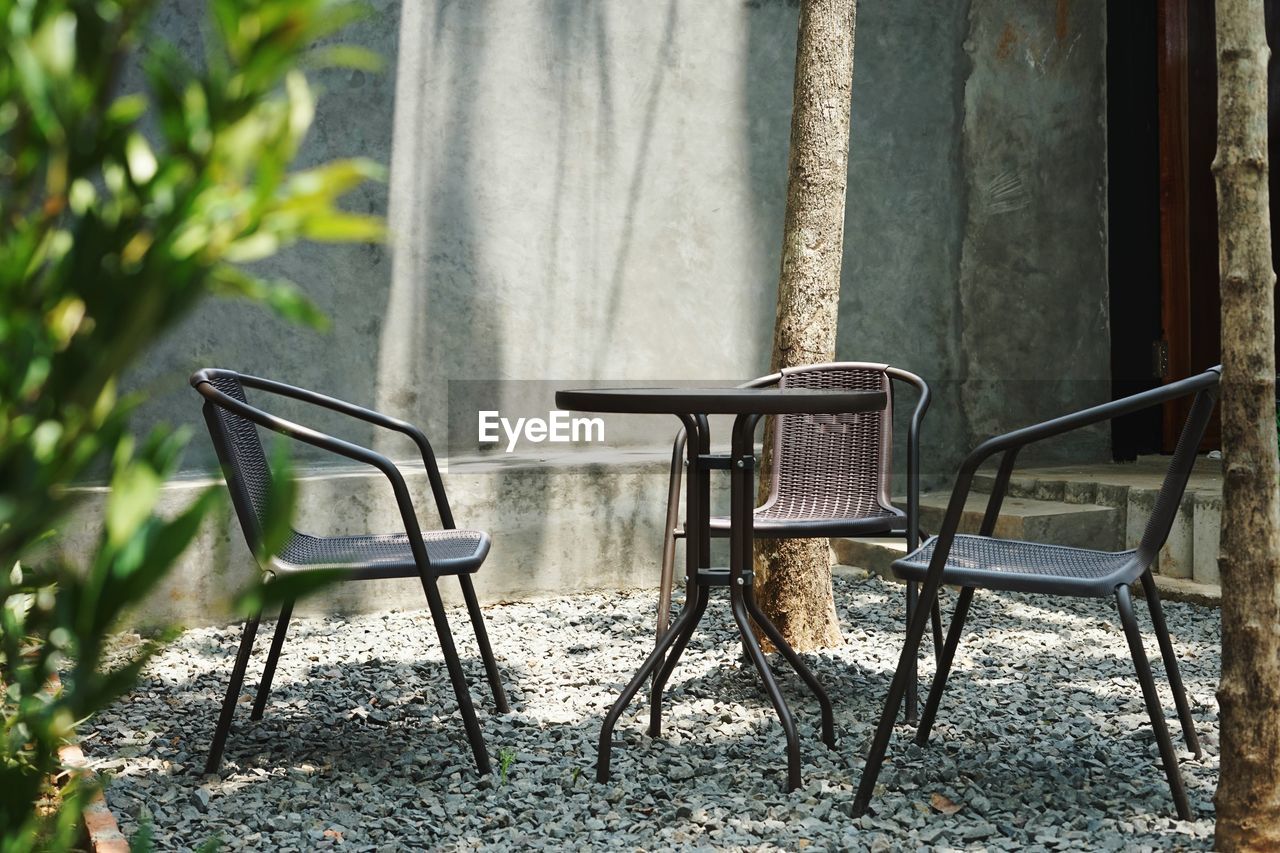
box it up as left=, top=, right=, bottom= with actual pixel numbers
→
left=86, top=572, right=1219, bottom=851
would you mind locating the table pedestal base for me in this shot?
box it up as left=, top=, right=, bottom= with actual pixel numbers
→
left=595, top=575, right=835, bottom=791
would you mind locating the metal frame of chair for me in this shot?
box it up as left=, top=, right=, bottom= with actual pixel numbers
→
left=191, top=368, right=508, bottom=776
left=852, top=367, right=1221, bottom=820
left=655, top=362, right=943, bottom=720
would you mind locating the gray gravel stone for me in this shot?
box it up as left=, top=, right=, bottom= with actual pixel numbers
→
left=87, top=575, right=1218, bottom=851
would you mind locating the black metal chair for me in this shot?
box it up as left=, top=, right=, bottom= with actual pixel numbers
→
left=656, top=362, right=943, bottom=720
left=191, top=368, right=508, bottom=776
left=853, top=367, right=1219, bottom=820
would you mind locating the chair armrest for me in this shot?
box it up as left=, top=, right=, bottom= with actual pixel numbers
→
left=192, top=379, right=437, bottom=572
left=888, top=369, right=931, bottom=549
left=665, top=428, right=687, bottom=534
left=962, top=367, right=1221, bottom=476
left=222, top=372, right=455, bottom=529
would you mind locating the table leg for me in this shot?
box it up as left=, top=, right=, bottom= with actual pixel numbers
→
left=654, top=415, right=710, bottom=672
left=729, top=586, right=803, bottom=790
left=648, top=582, right=709, bottom=737
left=741, top=584, right=836, bottom=748
left=597, top=589, right=707, bottom=783
left=602, top=414, right=711, bottom=781
left=729, top=412, right=808, bottom=790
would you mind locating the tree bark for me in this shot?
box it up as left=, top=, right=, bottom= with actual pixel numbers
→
left=1213, top=0, right=1280, bottom=849
left=754, top=0, right=856, bottom=652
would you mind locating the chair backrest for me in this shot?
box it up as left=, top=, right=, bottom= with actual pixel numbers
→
left=762, top=363, right=896, bottom=519
left=1137, top=380, right=1220, bottom=562
left=199, top=370, right=275, bottom=558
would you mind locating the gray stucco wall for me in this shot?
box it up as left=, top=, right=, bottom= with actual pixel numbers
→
left=89, top=1, right=1112, bottom=622
left=129, top=0, right=1109, bottom=481
left=955, top=0, right=1110, bottom=463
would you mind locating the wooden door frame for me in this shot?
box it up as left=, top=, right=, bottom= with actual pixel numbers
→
left=1157, top=0, right=1195, bottom=451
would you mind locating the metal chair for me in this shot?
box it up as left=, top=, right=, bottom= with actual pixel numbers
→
left=853, top=367, right=1220, bottom=821
left=191, top=368, right=508, bottom=776
left=656, top=362, right=943, bottom=720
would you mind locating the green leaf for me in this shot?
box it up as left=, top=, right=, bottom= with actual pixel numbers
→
left=298, top=211, right=385, bottom=243
left=304, top=44, right=384, bottom=72
left=208, top=265, right=328, bottom=329
left=223, top=232, right=281, bottom=263
left=32, top=12, right=76, bottom=78
left=105, top=93, right=148, bottom=127
left=125, top=133, right=157, bottom=184
left=257, top=438, right=296, bottom=561
left=284, top=70, right=314, bottom=151
left=282, top=157, right=386, bottom=201
left=105, top=459, right=162, bottom=550
left=104, top=488, right=222, bottom=624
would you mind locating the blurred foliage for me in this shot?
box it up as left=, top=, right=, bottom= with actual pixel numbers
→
left=0, top=0, right=384, bottom=848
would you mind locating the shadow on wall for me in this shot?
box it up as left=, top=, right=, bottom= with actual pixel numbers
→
left=121, top=0, right=401, bottom=470
left=376, top=0, right=500, bottom=432
left=374, top=2, right=695, bottom=609
left=377, top=1, right=787, bottom=434
left=119, top=1, right=916, bottom=623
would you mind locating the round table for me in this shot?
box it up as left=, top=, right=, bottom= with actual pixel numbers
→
left=555, top=386, right=888, bottom=791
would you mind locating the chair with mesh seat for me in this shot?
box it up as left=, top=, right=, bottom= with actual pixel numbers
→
left=191, top=368, right=508, bottom=776
left=656, top=362, right=943, bottom=719
left=852, top=367, right=1220, bottom=820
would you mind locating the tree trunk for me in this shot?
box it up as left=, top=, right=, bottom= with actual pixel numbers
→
left=754, top=0, right=856, bottom=652
left=1213, top=0, right=1280, bottom=849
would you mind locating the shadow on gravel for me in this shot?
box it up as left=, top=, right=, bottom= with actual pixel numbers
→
left=88, top=576, right=1219, bottom=851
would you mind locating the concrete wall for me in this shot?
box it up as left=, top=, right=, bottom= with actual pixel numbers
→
left=954, top=1, right=1111, bottom=461
left=91, top=0, right=1112, bottom=623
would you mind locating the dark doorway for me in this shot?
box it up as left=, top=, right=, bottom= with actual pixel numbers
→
left=1153, top=0, right=1280, bottom=453
left=1107, top=0, right=1163, bottom=460
left=1111, top=0, right=1278, bottom=459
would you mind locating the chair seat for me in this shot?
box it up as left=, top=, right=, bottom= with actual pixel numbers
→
left=704, top=503, right=904, bottom=537
left=891, top=534, right=1143, bottom=598
left=270, top=529, right=490, bottom=578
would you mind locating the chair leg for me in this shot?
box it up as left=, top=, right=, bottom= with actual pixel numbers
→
left=419, top=575, right=491, bottom=776
left=1116, top=584, right=1193, bottom=821
left=852, top=571, right=944, bottom=816
left=930, top=597, right=944, bottom=661
left=656, top=530, right=680, bottom=644
left=1139, top=571, right=1202, bottom=758
left=250, top=600, right=293, bottom=721
left=916, top=527, right=945, bottom=661
left=916, top=587, right=973, bottom=746
left=905, top=581, right=920, bottom=724
left=458, top=574, right=510, bottom=713
left=205, top=614, right=261, bottom=775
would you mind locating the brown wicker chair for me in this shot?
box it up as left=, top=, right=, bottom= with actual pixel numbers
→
left=655, top=362, right=942, bottom=720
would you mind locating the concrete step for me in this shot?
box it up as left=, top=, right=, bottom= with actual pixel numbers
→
left=916, top=491, right=1125, bottom=551
left=830, top=537, right=909, bottom=580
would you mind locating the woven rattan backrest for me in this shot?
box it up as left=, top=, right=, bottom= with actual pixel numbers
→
left=767, top=364, right=894, bottom=518
left=1137, top=386, right=1219, bottom=560
left=201, top=373, right=273, bottom=553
